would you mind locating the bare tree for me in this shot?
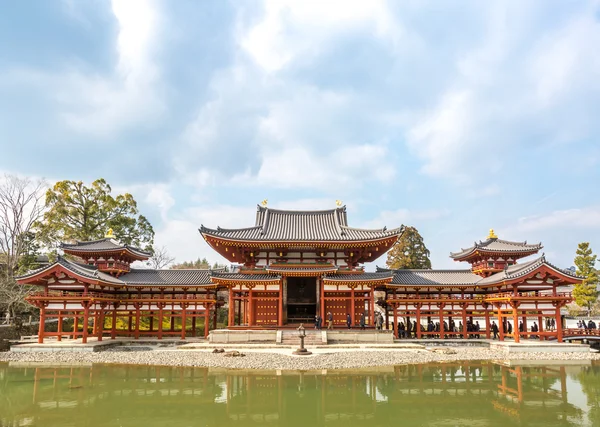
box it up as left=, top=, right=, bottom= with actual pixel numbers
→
left=147, top=245, right=175, bottom=269
left=0, top=175, right=46, bottom=318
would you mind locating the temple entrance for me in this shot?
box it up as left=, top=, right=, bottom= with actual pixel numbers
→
left=286, top=277, right=317, bottom=324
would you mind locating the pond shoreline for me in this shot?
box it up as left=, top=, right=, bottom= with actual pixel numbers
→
left=1, top=347, right=599, bottom=370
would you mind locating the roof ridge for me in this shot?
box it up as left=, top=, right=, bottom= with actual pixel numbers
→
left=257, top=206, right=347, bottom=215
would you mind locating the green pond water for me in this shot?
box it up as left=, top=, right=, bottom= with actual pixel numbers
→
left=1, top=361, right=599, bottom=427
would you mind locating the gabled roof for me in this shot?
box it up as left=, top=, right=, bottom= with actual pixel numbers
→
left=200, top=205, right=403, bottom=243
left=17, top=256, right=124, bottom=286
left=450, top=238, right=542, bottom=260
left=61, top=238, right=151, bottom=260
left=477, top=255, right=582, bottom=285
left=120, top=269, right=213, bottom=286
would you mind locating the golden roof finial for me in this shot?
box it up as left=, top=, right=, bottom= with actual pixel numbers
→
left=261, top=199, right=268, bottom=207
left=105, top=228, right=114, bottom=238
left=488, top=228, right=498, bottom=239
left=336, top=200, right=343, bottom=207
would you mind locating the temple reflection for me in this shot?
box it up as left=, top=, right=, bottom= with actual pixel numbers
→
left=1, top=361, right=596, bottom=427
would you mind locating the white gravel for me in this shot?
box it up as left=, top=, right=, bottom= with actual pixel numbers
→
left=1, top=347, right=599, bottom=370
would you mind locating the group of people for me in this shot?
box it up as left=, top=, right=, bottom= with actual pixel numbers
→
left=396, top=319, right=482, bottom=339
left=314, top=311, right=386, bottom=330
left=577, top=319, right=598, bottom=330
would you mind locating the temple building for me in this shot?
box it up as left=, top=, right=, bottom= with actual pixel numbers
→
left=16, top=204, right=581, bottom=344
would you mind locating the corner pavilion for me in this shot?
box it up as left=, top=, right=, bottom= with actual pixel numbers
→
left=17, top=205, right=581, bottom=344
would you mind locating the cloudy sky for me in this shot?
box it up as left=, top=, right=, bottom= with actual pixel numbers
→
left=1, top=0, right=599, bottom=269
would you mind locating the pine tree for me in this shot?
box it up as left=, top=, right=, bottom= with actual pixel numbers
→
left=572, top=242, right=598, bottom=315
left=386, top=226, right=432, bottom=269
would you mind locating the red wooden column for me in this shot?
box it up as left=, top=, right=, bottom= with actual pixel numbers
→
left=73, top=315, right=79, bottom=340
left=181, top=304, right=188, bottom=340
left=57, top=311, right=63, bottom=342
left=97, top=307, right=105, bottom=342
left=228, top=289, right=235, bottom=327
left=438, top=302, right=445, bottom=339
left=278, top=284, right=284, bottom=327
left=555, top=303, right=564, bottom=343
left=134, top=304, right=141, bottom=340
left=350, top=287, right=355, bottom=327
left=191, top=315, right=197, bottom=337
left=82, top=303, right=90, bottom=344
left=496, top=305, right=504, bottom=341
left=461, top=303, right=468, bottom=339
left=248, top=287, right=254, bottom=327
left=320, top=279, right=326, bottom=322
left=369, top=287, right=375, bottom=327
left=538, top=314, right=544, bottom=341
left=38, top=305, right=46, bottom=344
left=483, top=304, right=491, bottom=339
left=204, top=305, right=210, bottom=338
left=111, top=307, right=117, bottom=340
left=392, top=303, right=398, bottom=338
left=416, top=303, right=422, bottom=339
left=512, top=303, right=520, bottom=343
left=158, top=304, right=164, bottom=340
left=128, top=311, right=133, bottom=335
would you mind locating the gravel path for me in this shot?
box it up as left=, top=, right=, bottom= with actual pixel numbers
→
left=1, top=347, right=599, bottom=370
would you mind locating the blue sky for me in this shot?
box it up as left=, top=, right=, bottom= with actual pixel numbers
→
left=1, top=0, right=599, bottom=269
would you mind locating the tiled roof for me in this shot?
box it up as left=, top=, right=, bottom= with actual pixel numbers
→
left=450, top=238, right=542, bottom=259
left=266, top=265, right=339, bottom=274
left=200, top=205, right=403, bottom=242
left=120, top=269, right=213, bottom=285
left=61, top=238, right=151, bottom=258
left=17, top=256, right=123, bottom=285
left=324, top=272, right=394, bottom=281
left=478, top=256, right=582, bottom=285
left=210, top=271, right=281, bottom=281
left=387, top=269, right=481, bottom=285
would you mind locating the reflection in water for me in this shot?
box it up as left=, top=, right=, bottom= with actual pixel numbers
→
left=0, top=361, right=598, bottom=427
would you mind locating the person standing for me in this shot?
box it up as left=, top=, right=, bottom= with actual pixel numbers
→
left=346, top=313, right=352, bottom=329
left=327, top=312, right=333, bottom=330
left=360, top=313, right=366, bottom=330
left=491, top=321, right=499, bottom=340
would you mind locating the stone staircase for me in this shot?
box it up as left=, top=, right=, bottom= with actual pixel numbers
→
left=279, top=329, right=324, bottom=346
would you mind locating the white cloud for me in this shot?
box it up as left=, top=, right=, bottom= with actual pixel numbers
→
left=241, top=0, right=396, bottom=72
left=515, top=207, right=600, bottom=232
left=58, top=0, right=164, bottom=136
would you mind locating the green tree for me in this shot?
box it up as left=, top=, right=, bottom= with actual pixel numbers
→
left=171, top=257, right=227, bottom=270
left=386, top=226, right=431, bottom=269
left=572, top=242, right=598, bottom=315
left=36, top=179, right=154, bottom=252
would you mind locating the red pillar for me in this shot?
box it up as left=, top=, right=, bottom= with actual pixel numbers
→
left=461, top=304, right=467, bottom=339
left=416, top=304, right=422, bottom=339
left=57, top=311, right=63, bottom=342
left=181, top=308, right=187, bottom=340
left=158, top=305, right=164, bottom=340
left=97, top=308, right=105, bottom=342
left=512, top=304, right=520, bottom=343
left=38, top=306, right=46, bottom=344
left=212, top=305, right=218, bottom=330
left=555, top=305, right=563, bottom=343
left=497, top=306, right=504, bottom=341
left=111, top=309, right=117, bottom=340
left=134, top=306, right=140, bottom=340
left=248, top=288, right=254, bottom=327
left=229, top=290, right=235, bottom=327
left=204, top=305, right=210, bottom=338
left=191, top=314, right=197, bottom=337
left=82, top=304, right=90, bottom=344
left=484, top=305, right=491, bottom=339
left=73, top=315, right=79, bottom=340
left=350, top=288, right=355, bottom=327
left=439, top=303, right=445, bottom=339
left=393, top=303, right=398, bottom=338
